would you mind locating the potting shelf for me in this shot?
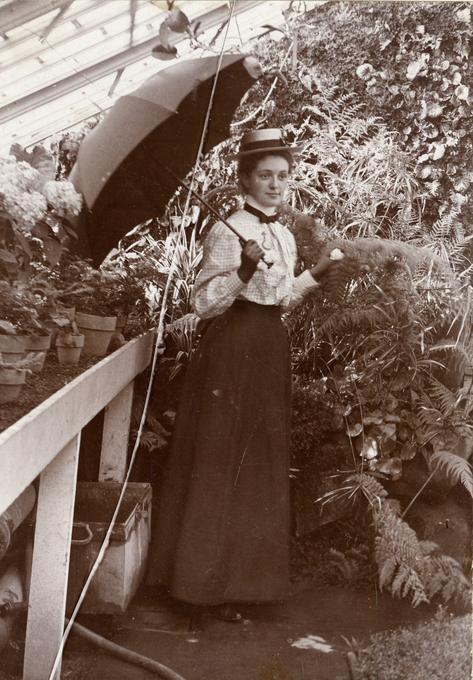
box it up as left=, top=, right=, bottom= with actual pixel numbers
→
left=0, top=331, right=155, bottom=680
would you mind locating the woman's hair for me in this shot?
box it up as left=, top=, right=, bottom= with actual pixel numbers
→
left=237, top=150, right=294, bottom=177
left=237, top=150, right=293, bottom=193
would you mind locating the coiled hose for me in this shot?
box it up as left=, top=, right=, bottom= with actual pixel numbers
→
left=69, top=618, right=188, bottom=680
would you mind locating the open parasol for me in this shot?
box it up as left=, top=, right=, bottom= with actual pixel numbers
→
left=70, top=53, right=261, bottom=264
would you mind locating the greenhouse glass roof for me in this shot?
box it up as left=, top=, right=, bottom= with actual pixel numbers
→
left=0, top=0, right=322, bottom=151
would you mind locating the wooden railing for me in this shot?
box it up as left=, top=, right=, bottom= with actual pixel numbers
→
left=0, top=331, right=155, bottom=680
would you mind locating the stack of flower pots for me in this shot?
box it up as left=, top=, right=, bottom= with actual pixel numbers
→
left=0, top=335, right=27, bottom=404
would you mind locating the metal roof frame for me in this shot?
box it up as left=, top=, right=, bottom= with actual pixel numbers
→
left=0, top=1, right=261, bottom=125
left=0, top=1, right=322, bottom=150
left=0, top=0, right=71, bottom=35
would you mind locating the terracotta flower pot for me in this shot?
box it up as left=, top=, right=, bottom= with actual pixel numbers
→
left=0, top=367, right=27, bottom=403
left=23, top=334, right=52, bottom=373
left=0, top=335, right=26, bottom=364
left=76, top=312, right=117, bottom=357
left=56, top=334, right=85, bottom=365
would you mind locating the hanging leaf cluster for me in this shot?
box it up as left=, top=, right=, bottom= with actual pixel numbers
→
left=151, top=3, right=222, bottom=61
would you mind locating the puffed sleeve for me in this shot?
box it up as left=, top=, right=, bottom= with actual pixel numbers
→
left=191, top=221, right=247, bottom=320
left=280, top=228, right=320, bottom=312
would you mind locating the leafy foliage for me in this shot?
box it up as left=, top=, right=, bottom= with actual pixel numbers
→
left=151, top=2, right=228, bottom=61
left=375, top=504, right=430, bottom=607
left=272, top=1, right=473, bottom=232
left=0, top=281, right=46, bottom=335
left=375, top=502, right=470, bottom=609
left=430, top=451, right=473, bottom=497
left=0, top=146, right=82, bottom=292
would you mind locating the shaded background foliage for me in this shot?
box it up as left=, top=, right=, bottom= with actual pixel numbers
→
left=247, top=1, right=473, bottom=237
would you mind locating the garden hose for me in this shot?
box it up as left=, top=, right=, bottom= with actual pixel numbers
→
left=69, top=619, right=187, bottom=680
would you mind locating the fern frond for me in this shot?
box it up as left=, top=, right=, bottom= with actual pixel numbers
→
left=315, top=472, right=387, bottom=510
left=317, top=305, right=389, bottom=337
left=375, top=506, right=422, bottom=567
left=426, top=554, right=471, bottom=608
left=392, top=564, right=429, bottom=606
left=419, top=540, right=440, bottom=556
left=379, top=556, right=397, bottom=587
left=347, top=473, right=388, bottom=507
left=374, top=505, right=430, bottom=607
left=430, top=450, right=473, bottom=497
left=431, top=211, right=460, bottom=239
left=427, top=380, right=459, bottom=415
left=417, top=404, right=442, bottom=432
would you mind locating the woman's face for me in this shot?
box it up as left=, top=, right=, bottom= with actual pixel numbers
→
left=241, top=155, right=290, bottom=208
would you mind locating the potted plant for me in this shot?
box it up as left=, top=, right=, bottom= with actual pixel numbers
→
left=53, top=312, right=85, bottom=365
left=0, top=279, right=55, bottom=373
left=0, top=322, right=26, bottom=365
left=0, top=281, right=41, bottom=365
left=22, top=281, right=58, bottom=372
left=56, top=254, right=154, bottom=355
left=0, top=358, right=28, bottom=404
left=100, top=256, right=154, bottom=341
left=0, top=346, right=39, bottom=403
left=53, top=260, right=117, bottom=356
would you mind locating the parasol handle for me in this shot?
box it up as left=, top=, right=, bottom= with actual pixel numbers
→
left=163, top=165, right=273, bottom=269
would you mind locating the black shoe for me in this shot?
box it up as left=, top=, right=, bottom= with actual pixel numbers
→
left=212, top=604, right=244, bottom=623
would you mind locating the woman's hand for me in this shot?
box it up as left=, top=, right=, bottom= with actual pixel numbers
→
left=238, top=240, right=265, bottom=283
left=309, top=245, right=345, bottom=283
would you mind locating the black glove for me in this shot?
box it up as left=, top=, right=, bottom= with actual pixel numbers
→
left=237, top=240, right=265, bottom=283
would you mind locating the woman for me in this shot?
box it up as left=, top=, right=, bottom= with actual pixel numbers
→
left=150, top=129, right=338, bottom=626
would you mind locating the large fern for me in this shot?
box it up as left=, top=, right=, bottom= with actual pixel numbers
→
left=319, top=472, right=472, bottom=608
left=374, top=501, right=470, bottom=608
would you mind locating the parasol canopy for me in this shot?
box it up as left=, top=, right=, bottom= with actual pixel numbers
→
left=70, top=53, right=261, bottom=264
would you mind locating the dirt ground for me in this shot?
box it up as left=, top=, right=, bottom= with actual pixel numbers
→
left=2, top=578, right=460, bottom=680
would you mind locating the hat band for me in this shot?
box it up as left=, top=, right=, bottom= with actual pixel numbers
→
left=240, top=138, right=288, bottom=153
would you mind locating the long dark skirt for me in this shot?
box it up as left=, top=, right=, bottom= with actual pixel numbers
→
left=149, top=300, right=291, bottom=605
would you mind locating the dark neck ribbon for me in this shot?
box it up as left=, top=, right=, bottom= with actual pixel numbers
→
left=243, top=203, right=278, bottom=224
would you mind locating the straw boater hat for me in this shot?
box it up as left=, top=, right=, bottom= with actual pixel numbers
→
left=237, top=128, right=300, bottom=157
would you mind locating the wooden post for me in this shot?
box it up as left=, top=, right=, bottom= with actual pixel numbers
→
left=99, top=380, right=134, bottom=483
left=23, top=434, right=80, bottom=680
